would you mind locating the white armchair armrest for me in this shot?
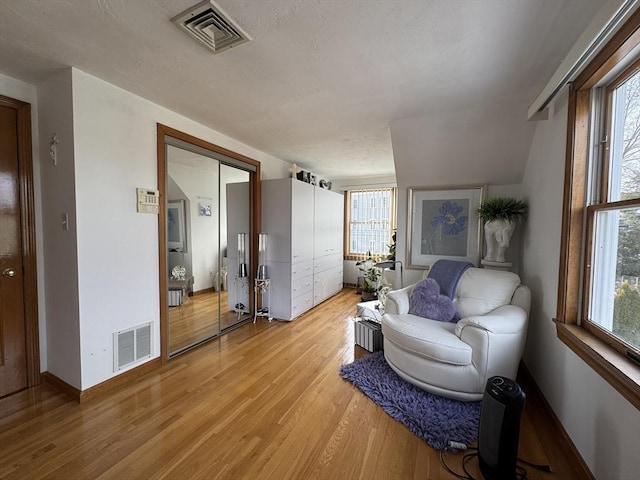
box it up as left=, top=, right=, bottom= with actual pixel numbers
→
left=455, top=305, right=527, bottom=337
left=384, top=284, right=415, bottom=315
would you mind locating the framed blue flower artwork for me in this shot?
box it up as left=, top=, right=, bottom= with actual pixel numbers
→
left=407, top=186, right=485, bottom=268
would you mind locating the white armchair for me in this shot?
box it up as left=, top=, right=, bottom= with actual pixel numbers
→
left=381, top=267, right=530, bottom=401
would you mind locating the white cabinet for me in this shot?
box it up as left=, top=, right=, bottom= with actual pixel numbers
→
left=262, top=178, right=343, bottom=320
left=313, top=187, right=344, bottom=306
left=313, top=187, right=343, bottom=258
left=263, top=179, right=314, bottom=265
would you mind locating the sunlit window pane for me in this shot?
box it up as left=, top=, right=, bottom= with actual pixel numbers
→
left=348, top=189, right=393, bottom=255
left=590, top=207, right=640, bottom=351
left=609, top=70, right=640, bottom=201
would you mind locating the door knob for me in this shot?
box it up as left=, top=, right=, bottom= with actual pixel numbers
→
left=2, top=268, right=16, bottom=277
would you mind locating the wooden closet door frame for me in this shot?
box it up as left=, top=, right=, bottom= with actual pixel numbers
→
left=0, top=94, right=40, bottom=387
left=156, top=124, right=261, bottom=362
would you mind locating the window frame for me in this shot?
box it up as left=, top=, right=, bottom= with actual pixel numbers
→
left=344, top=187, right=396, bottom=261
left=558, top=10, right=640, bottom=409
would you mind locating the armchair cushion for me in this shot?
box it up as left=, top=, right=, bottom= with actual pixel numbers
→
left=455, top=305, right=528, bottom=337
left=407, top=278, right=457, bottom=322
left=454, top=268, right=521, bottom=318
left=383, top=313, right=472, bottom=365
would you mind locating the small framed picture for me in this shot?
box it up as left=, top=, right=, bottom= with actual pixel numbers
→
left=199, top=203, right=212, bottom=217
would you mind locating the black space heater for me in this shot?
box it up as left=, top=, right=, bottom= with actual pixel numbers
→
left=478, top=376, right=526, bottom=480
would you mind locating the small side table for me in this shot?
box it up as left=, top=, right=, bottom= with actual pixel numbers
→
left=254, top=278, right=272, bottom=322
left=355, top=300, right=383, bottom=322
left=234, top=276, right=250, bottom=318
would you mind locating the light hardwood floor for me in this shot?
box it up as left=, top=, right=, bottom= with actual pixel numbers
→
left=169, top=290, right=249, bottom=354
left=0, top=289, right=585, bottom=479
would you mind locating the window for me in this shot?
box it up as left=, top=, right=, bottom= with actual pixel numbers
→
left=587, top=66, right=640, bottom=354
left=345, top=187, right=396, bottom=259
left=559, top=11, right=640, bottom=409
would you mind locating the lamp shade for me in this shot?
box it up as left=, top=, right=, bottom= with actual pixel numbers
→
left=237, top=233, right=247, bottom=277
left=257, top=233, right=268, bottom=279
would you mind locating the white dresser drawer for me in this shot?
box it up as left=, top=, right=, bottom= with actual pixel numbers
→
left=313, top=253, right=342, bottom=273
left=291, top=260, right=314, bottom=282
left=292, top=275, right=314, bottom=297
left=291, top=293, right=314, bottom=319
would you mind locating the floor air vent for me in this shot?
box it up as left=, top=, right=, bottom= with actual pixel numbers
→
left=113, top=322, right=152, bottom=371
left=171, top=0, right=252, bottom=54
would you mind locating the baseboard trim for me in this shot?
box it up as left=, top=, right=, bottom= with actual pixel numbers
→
left=517, top=362, right=595, bottom=480
left=193, top=287, right=215, bottom=295
left=42, top=358, right=161, bottom=403
left=41, top=372, right=81, bottom=402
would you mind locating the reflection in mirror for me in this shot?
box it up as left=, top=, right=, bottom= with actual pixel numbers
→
left=165, top=145, right=252, bottom=357
left=221, top=164, right=251, bottom=329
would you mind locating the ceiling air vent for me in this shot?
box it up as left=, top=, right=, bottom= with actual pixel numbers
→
left=171, top=0, right=251, bottom=54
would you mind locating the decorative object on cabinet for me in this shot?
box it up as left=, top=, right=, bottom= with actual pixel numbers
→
left=407, top=186, right=484, bottom=268
left=296, top=170, right=310, bottom=183
left=289, top=163, right=299, bottom=178
left=319, top=179, right=332, bottom=190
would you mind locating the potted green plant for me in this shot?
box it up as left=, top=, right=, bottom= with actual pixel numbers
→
left=476, top=197, right=528, bottom=263
left=387, top=229, right=396, bottom=269
left=476, top=197, right=528, bottom=224
left=356, top=253, right=383, bottom=301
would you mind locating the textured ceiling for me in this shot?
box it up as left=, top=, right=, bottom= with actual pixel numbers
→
left=0, top=0, right=607, bottom=180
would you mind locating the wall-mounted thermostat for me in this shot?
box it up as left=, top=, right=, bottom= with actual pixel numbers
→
left=137, top=188, right=160, bottom=214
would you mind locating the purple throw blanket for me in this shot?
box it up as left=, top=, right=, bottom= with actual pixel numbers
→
left=427, top=260, right=473, bottom=299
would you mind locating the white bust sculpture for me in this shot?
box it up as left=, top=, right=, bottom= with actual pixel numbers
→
left=483, top=219, right=516, bottom=263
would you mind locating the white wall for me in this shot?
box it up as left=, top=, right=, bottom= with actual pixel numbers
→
left=46, top=68, right=292, bottom=389
left=37, top=69, right=82, bottom=388
left=521, top=90, right=640, bottom=479
left=390, top=107, right=535, bottom=187
left=0, top=74, right=47, bottom=372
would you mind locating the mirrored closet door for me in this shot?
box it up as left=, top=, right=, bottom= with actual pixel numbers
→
left=158, top=125, right=259, bottom=359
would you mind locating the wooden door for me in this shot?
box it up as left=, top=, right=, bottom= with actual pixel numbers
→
left=0, top=104, right=28, bottom=397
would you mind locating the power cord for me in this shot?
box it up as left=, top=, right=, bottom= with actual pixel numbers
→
left=439, top=442, right=479, bottom=480
left=517, top=458, right=554, bottom=473
left=439, top=441, right=553, bottom=479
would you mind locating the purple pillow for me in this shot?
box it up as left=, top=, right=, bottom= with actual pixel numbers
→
left=408, top=278, right=457, bottom=323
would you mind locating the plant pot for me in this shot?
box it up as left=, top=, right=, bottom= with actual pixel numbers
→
left=483, top=219, right=516, bottom=263
left=361, top=291, right=378, bottom=302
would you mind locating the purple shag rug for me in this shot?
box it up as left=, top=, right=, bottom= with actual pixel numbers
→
left=340, top=351, right=481, bottom=450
